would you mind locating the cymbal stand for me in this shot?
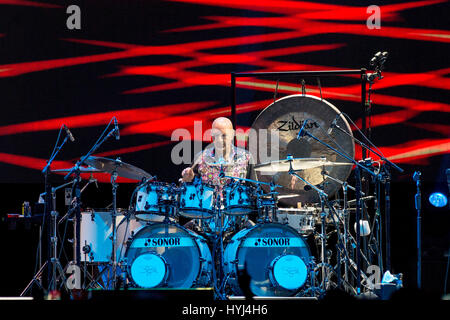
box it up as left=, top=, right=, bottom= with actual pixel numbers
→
left=286, top=156, right=330, bottom=293
left=213, top=184, right=227, bottom=299
left=109, top=164, right=119, bottom=289
left=342, top=182, right=350, bottom=287
left=318, top=193, right=329, bottom=290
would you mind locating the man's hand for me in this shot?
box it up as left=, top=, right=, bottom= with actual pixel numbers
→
left=181, top=167, right=194, bottom=182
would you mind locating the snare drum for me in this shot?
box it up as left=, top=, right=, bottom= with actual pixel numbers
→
left=178, top=182, right=216, bottom=219
left=276, top=207, right=318, bottom=235
left=223, top=183, right=255, bottom=215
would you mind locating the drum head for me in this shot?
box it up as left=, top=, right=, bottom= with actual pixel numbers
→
left=125, top=223, right=202, bottom=288
left=130, top=253, right=167, bottom=288
left=235, top=223, right=311, bottom=296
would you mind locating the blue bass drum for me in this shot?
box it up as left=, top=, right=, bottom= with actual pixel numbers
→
left=125, top=223, right=212, bottom=288
left=224, top=223, right=313, bottom=297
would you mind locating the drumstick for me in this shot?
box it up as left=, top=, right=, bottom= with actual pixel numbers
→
left=179, top=154, right=202, bottom=183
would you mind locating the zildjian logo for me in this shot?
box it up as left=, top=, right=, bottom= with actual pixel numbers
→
left=277, top=116, right=319, bottom=132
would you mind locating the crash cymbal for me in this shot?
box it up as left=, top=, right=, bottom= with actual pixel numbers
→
left=277, top=194, right=302, bottom=199
left=254, top=157, right=353, bottom=173
left=85, top=156, right=153, bottom=181
left=52, top=167, right=102, bottom=173
left=251, top=94, right=355, bottom=204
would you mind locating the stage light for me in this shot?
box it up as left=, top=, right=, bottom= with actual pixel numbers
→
left=428, top=192, right=448, bottom=208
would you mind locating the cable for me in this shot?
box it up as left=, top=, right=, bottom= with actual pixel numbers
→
left=444, top=252, right=450, bottom=295
left=57, top=211, right=71, bottom=262
left=85, top=118, right=114, bottom=157
left=48, top=125, right=64, bottom=162
left=341, top=112, right=385, bottom=159
left=317, top=122, right=355, bottom=163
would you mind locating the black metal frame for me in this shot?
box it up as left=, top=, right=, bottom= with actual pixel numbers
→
left=229, top=68, right=393, bottom=294
left=230, top=69, right=368, bottom=151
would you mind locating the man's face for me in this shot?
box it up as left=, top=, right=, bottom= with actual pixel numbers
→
left=211, top=127, right=234, bottom=157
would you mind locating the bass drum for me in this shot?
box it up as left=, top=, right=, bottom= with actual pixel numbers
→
left=224, top=223, right=313, bottom=297
left=125, top=223, right=212, bottom=288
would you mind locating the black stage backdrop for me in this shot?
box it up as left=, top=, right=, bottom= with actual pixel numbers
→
left=0, top=0, right=449, bottom=297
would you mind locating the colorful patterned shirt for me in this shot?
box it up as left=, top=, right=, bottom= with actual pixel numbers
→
left=192, top=145, right=254, bottom=186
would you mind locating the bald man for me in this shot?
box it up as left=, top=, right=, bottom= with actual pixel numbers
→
left=180, top=117, right=256, bottom=234
left=181, top=117, right=254, bottom=185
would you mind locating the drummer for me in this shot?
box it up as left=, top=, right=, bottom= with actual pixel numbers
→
left=181, top=117, right=255, bottom=186
left=180, top=117, right=256, bottom=231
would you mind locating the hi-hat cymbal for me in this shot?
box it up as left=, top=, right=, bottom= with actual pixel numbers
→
left=254, top=157, right=353, bottom=173
left=85, top=156, right=153, bottom=181
left=251, top=94, right=355, bottom=204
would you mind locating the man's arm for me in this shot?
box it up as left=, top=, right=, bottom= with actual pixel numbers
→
left=181, top=150, right=202, bottom=182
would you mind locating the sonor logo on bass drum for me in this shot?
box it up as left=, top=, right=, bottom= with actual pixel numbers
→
left=255, top=237, right=291, bottom=246
left=145, top=238, right=181, bottom=247
left=242, top=237, right=306, bottom=248
left=130, top=237, right=192, bottom=248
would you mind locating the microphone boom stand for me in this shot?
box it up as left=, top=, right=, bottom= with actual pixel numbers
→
left=63, top=121, right=119, bottom=287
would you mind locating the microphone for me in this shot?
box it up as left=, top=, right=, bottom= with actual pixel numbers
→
left=63, top=124, right=75, bottom=142
left=327, top=115, right=340, bottom=135
left=114, top=118, right=120, bottom=140
left=219, top=164, right=225, bottom=178
left=89, top=173, right=98, bottom=189
left=413, top=171, right=421, bottom=182
left=296, top=119, right=309, bottom=139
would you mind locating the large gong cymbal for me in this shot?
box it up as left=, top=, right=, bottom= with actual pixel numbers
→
left=250, top=94, right=355, bottom=205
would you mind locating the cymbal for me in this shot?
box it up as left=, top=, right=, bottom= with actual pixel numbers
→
left=85, top=156, right=153, bottom=181
left=254, top=157, right=353, bottom=173
left=52, top=167, right=102, bottom=173
left=277, top=194, right=302, bottom=199
left=251, top=94, right=355, bottom=204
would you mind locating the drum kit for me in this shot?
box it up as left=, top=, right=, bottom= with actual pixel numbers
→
left=77, top=155, right=352, bottom=298
left=23, top=94, right=403, bottom=299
